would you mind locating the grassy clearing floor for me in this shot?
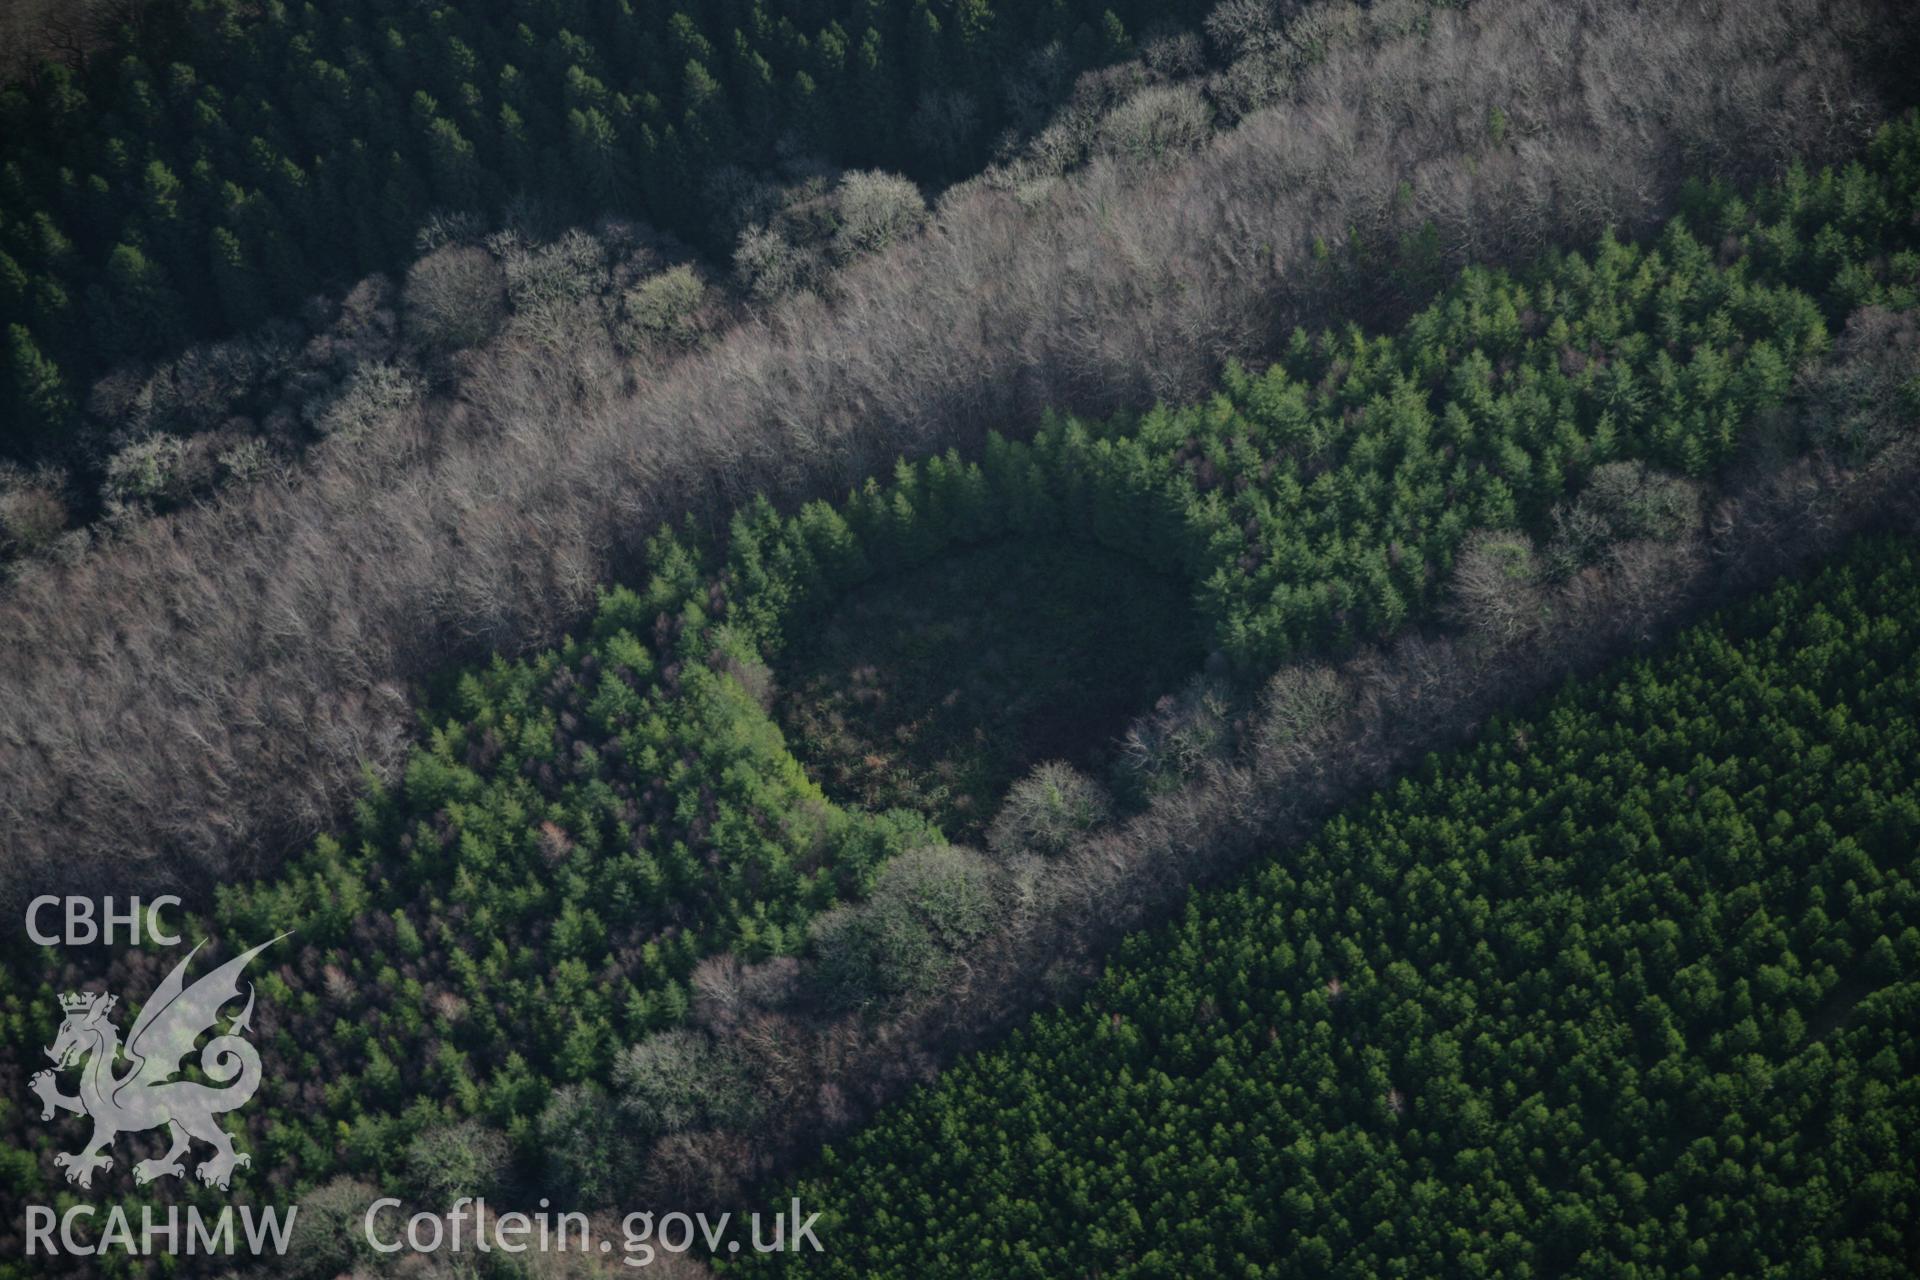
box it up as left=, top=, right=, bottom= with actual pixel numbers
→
left=774, top=539, right=1201, bottom=841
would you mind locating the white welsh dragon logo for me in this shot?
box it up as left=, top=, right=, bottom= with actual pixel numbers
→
left=29, top=936, right=285, bottom=1191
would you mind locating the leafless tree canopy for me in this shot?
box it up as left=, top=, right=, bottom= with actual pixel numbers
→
left=0, top=0, right=144, bottom=79
left=403, top=246, right=509, bottom=355
left=987, top=761, right=1113, bottom=859
left=0, top=0, right=1907, bottom=907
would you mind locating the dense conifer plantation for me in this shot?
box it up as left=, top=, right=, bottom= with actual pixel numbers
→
left=0, top=0, right=1193, bottom=456
left=743, top=535, right=1920, bottom=1279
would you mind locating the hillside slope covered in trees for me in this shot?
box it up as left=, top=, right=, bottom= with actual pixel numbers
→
left=2, top=116, right=1916, bottom=1263
left=1, top=0, right=1910, bottom=912
left=742, top=534, right=1920, bottom=1278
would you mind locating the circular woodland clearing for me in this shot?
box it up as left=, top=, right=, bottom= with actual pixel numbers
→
left=773, top=538, right=1201, bottom=842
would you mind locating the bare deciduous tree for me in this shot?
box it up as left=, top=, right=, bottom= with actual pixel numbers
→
left=830, top=171, right=928, bottom=261
left=1546, top=461, right=1704, bottom=575
left=810, top=845, right=999, bottom=1007
left=986, top=761, right=1113, bottom=859
left=1446, top=529, right=1547, bottom=645
left=403, top=1118, right=509, bottom=1202
left=615, top=265, right=710, bottom=352
left=0, top=467, right=67, bottom=556
left=614, top=1030, right=757, bottom=1136
left=404, top=245, right=508, bottom=354
left=1097, top=84, right=1214, bottom=168
left=1804, top=305, right=1920, bottom=460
